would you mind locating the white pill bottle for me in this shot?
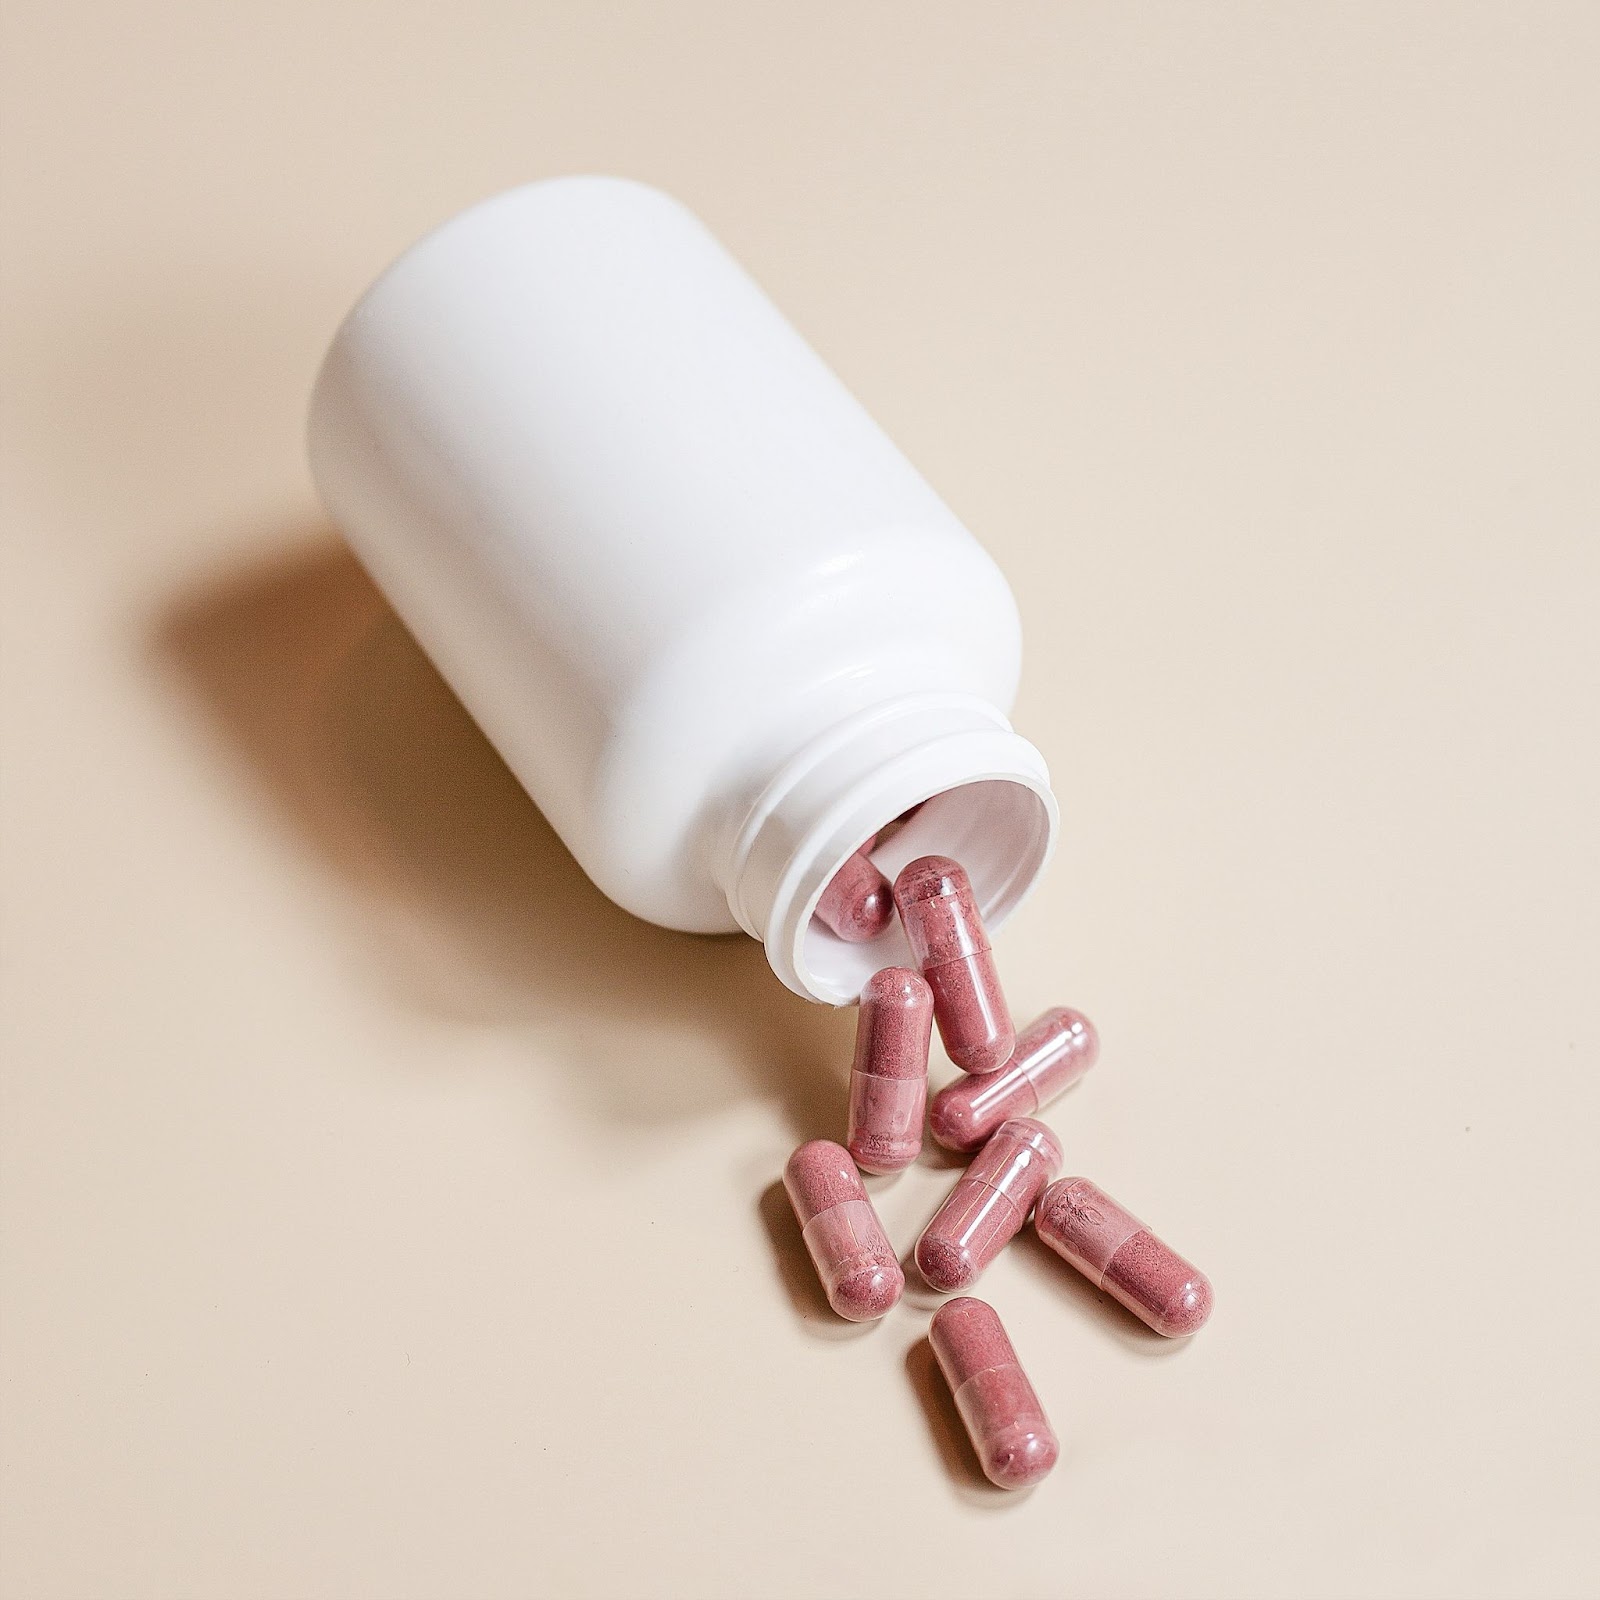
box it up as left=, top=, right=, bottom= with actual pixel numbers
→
left=308, top=177, right=1057, bottom=1004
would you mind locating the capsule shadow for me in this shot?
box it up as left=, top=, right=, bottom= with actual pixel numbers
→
left=1011, top=1228, right=1192, bottom=1357
left=914, top=1128, right=970, bottom=1172
left=757, top=1181, right=879, bottom=1342
left=904, top=1338, right=1028, bottom=1507
left=152, top=534, right=854, bottom=1134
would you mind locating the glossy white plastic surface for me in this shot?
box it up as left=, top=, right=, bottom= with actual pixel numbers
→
left=308, top=177, right=1056, bottom=1001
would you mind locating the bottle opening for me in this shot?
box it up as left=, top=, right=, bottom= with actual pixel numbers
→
left=797, top=777, right=1055, bottom=1004
left=725, top=696, right=1059, bottom=1005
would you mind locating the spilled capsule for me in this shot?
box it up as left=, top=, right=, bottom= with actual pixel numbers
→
left=846, top=967, right=933, bottom=1174
left=893, top=856, right=1013, bottom=1073
left=915, top=1118, right=1062, bottom=1293
left=783, top=1140, right=904, bottom=1321
left=929, top=1297, right=1058, bottom=1490
left=1035, top=1177, right=1213, bottom=1337
left=929, top=1006, right=1098, bottom=1152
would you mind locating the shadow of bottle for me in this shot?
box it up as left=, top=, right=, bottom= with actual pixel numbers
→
left=151, top=531, right=854, bottom=1134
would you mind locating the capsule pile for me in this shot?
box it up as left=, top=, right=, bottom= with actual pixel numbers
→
left=780, top=846, right=1213, bottom=1491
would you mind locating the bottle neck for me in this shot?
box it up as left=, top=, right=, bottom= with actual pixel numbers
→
left=719, top=693, right=1058, bottom=1004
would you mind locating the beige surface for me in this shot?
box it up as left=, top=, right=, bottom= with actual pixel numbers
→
left=3, top=5, right=1598, bottom=1597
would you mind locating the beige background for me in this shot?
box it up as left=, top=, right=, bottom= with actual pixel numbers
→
left=3, top=5, right=1598, bottom=1597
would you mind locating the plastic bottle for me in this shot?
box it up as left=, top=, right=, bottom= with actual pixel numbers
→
left=308, top=177, right=1056, bottom=1003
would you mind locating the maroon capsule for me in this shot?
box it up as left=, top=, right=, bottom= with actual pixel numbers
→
left=929, top=1006, right=1099, bottom=1152
left=929, top=1297, right=1058, bottom=1490
left=1035, top=1177, right=1213, bottom=1337
left=892, top=856, right=1014, bottom=1073
left=915, top=1117, right=1063, bottom=1293
left=783, top=1140, right=904, bottom=1321
left=846, top=967, right=934, bottom=1174
left=815, top=848, right=894, bottom=942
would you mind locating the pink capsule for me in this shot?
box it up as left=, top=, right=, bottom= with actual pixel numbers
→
left=915, top=1117, right=1063, bottom=1293
left=815, top=848, right=894, bottom=942
left=783, top=1140, right=905, bottom=1321
left=1035, top=1177, right=1213, bottom=1337
left=929, top=1297, right=1058, bottom=1490
left=929, top=1006, right=1099, bottom=1152
left=846, top=967, right=934, bottom=1174
left=893, top=856, right=1014, bottom=1073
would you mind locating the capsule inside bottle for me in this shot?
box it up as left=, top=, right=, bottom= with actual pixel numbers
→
left=915, top=1117, right=1063, bottom=1293
left=892, top=855, right=1014, bottom=1073
left=846, top=966, right=933, bottom=1174
left=814, top=847, right=895, bottom=943
left=783, top=1139, right=904, bottom=1321
left=929, top=1296, right=1058, bottom=1490
left=929, top=1006, right=1098, bottom=1151
left=1034, top=1176, right=1213, bottom=1337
